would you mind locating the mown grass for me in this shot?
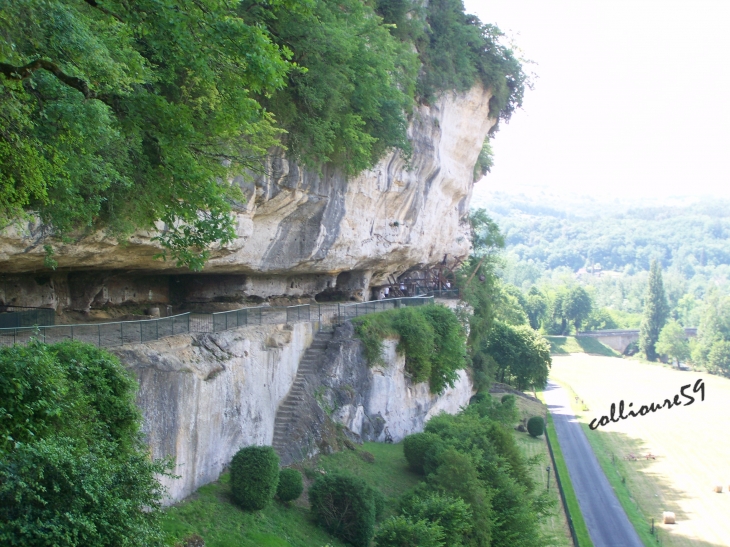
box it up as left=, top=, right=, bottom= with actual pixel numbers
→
left=537, top=400, right=595, bottom=547
left=315, top=442, right=421, bottom=502
left=546, top=336, right=619, bottom=357
left=161, top=472, right=348, bottom=547
left=161, top=442, right=419, bottom=547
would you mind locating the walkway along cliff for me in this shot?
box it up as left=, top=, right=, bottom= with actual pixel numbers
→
left=0, top=83, right=493, bottom=503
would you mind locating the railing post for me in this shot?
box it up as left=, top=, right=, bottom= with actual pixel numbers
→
left=156, top=318, right=159, bottom=340
left=98, top=324, right=101, bottom=347
left=121, top=322, right=124, bottom=346
left=71, top=325, right=74, bottom=341
left=140, top=321, right=143, bottom=344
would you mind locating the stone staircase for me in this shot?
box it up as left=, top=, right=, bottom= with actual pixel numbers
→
left=272, top=330, right=333, bottom=460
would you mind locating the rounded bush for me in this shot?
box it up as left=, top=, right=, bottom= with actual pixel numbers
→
left=527, top=416, right=545, bottom=438
left=309, top=473, right=376, bottom=547
left=230, top=446, right=280, bottom=511
left=276, top=468, right=303, bottom=503
left=403, top=432, right=442, bottom=475
left=469, top=392, right=488, bottom=405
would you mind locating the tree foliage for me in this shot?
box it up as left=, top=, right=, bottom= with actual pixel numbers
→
left=374, top=515, right=444, bottom=547
left=0, top=341, right=170, bottom=546
left=639, top=260, right=669, bottom=361
left=1, top=0, right=527, bottom=269
left=353, top=304, right=467, bottom=394
left=400, top=404, right=552, bottom=547
left=276, top=468, right=303, bottom=503
left=309, top=472, right=378, bottom=547
left=692, top=293, right=730, bottom=377
left=477, top=321, right=551, bottom=390
left=655, top=319, right=690, bottom=366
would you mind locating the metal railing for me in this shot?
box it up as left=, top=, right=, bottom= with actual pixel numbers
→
left=0, top=306, right=55, bottom=329
left=337, top=296, right=434, bottom=321
left=0, top=313, right=191, bottom=348
left=0, top=296, right=437, bottom=348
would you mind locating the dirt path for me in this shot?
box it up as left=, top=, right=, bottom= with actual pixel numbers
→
left=544, top=381, right=644, bottom=547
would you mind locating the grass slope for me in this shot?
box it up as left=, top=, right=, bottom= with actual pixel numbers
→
left=546, top=336, right=619, bottom=357
left=161, top=472, right=348, bottom=547
left=161, top=442, right=421, bottom=547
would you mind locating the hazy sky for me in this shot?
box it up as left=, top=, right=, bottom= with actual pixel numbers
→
left=464, top=0, right=730, bottom=200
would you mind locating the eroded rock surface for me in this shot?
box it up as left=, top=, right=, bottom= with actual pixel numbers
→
left=1, top=85, right=494, bottom=303
left=115, top=320, right=473, bottom=503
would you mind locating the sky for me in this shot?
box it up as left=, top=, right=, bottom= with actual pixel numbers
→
left=464, top=0, right=730, bottom=201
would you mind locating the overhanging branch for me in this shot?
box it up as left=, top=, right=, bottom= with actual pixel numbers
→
left=0, top=60, right=95, bottom=99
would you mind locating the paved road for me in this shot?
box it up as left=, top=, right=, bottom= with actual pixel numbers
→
left=544, top=381, right=644, bottom=547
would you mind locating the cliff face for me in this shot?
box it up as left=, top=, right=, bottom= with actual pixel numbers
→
left=0, top=85, right=493, bottom=303
left=114, top=322, right=473, bottom=503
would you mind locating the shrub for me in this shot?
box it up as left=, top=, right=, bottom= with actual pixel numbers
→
left=353, top=305, right=467, bottom=394
left=393, top=306, right=435, bottom=383
left=403, top=432, right=442, bottom=475
left=374, top=515, right=444, bottom=547
left=527, top=416, right=545, bottom=438
left=0, top=341, right=169, bottom=546
left=276, top=468, right=303, bottom=503
left=309, top=473, right=377, bottom=547
left=400, top=493, right=472, bottom=546
left=230, top=446, right=280, bottom=511
left=421, top=305, right=467, bottom=394
left=359, top=450, right=376, bottom=463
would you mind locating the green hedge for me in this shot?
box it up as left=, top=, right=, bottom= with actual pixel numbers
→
left=309, top=473, right=378, bottom=547
left=230, top=446, right=280, bottom=511
left=403, top=432, right=443, bottom=475
left=527, top=416, right=545, bottom=437
left=276, top=468, right=303, bottom=503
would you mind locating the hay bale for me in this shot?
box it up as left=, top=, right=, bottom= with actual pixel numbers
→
left=662, top=511, right=676, bottom=524
left=714, top=485, right=723, bottom=493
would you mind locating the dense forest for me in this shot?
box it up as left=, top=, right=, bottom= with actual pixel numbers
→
left=0, top=0, right=526, bottom=268
left=468, top=191, right=730, bottom=327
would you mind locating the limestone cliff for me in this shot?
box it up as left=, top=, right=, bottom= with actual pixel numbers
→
left=114, top=322, right=473, bottom=503
left=0, top=85, right=494, bottom=307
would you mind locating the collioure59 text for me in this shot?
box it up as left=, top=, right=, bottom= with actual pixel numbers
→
left=589, top=379, right=706, bottom=430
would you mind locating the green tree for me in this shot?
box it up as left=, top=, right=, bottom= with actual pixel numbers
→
left=456, top=209, right=505, bottom=390
left=655, top=319, right=690, bottom=366
left=478, top=321, right=551, bottom=389
left=524, top=287, right=548, bottom=330
left=707, top=340, right=730, bottom=377
left=0, top=341, right=170, bottom=546
left=1, top=0, right=296, bottom=269
left=309, top=473, right=378, bottom=547
left=564, top=286, right=593, bottom=332
left=399, top=493, right=472, bottom=547
left=639, top=260, right=669, bottom=360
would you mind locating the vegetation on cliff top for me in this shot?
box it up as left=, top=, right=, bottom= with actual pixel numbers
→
left=0, top=0, right=527, bottom=269
left=353, top=304, right=468, bottom=395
